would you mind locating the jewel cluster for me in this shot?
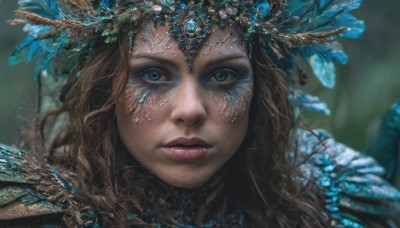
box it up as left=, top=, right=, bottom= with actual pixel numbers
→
left=94, top=0, right=270, bottom=70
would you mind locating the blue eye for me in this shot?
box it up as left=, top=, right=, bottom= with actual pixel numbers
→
left=209, top=71, right=236, bottom=83
left=145, top=70, right=162, bottom=81
left=213, top=72, right=229, bottom=82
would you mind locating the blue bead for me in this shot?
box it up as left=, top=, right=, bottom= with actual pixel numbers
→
left=185, top=18, right=198, bottom=33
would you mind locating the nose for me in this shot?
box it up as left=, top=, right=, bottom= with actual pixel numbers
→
left=170, top=79, right=207, bottom=126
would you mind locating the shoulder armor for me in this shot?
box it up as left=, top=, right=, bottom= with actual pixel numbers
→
left=0, top=144, right=63, bottom=221
left=295, top=129, right=400, bottom=227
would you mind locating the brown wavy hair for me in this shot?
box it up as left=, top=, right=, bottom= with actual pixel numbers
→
left=43, top=32, right=327, bottom=227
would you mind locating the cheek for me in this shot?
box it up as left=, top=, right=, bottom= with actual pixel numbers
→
left=121, top=82, right=173, bottom=124
left=208, top=81, right=253, bottom=123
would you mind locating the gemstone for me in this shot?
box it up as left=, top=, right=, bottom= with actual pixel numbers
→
left=188, top=1, right=195, bottom=8
left=153, top=4, right=162, bottom=13
left=208, top=7, right=216, bottom=15
left=131, top=11, right=141, bottom=21
left=208, top=0, right=216, bottom=6
left=184, top=18, right=198, bottom=34
left=188, top=11, right=195, bottom=17
left=225, top=5, right=238, bottom=15
left=256, top=2, right=270, bottom=18
left=162, top=0, right=175, bottom=6
left=101, top=0, right=115, bottom=9
left=218, top=9, right=228, bottom=20
left=319, top=177, right=331, bottom=187
left=239, top=16, right=249, bottom=27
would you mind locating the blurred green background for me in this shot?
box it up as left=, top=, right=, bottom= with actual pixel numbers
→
left=0, top=1, right=399, bottom=151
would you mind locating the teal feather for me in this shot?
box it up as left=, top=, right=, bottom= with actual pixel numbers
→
left=303, top=49, right=336, bottom=88
left=10, top=0, right=64, bottom=77
left=339, top=182, right=400, bottom=200
left=339, top=195, right=400, bottom=216
left=365, top=101, right=400, bottom=181
left=27, top=40, right=41, bottom=62
left=8, top=36, right=35, bottom=65
left=286, top=0, right=364, bottom=34
left=19, top=0, right=60, bottom=19
left=295, top=129, right=400, bottom=226
left=290, top=90, right=331, bottom=115
left=0, top=186, right=28, bottom=207
left=300, top=42, right=350, bottom=88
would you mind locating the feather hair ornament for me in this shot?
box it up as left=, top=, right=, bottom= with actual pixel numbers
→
left=9, top=0, right=365, bottom=115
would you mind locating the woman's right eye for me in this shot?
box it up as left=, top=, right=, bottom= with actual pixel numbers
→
left=133, top=68, right=171, bottom=84
left=144, top=70, right=162, bottom=81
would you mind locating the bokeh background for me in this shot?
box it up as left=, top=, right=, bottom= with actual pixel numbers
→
left=0, top=0, right=399, bottom=151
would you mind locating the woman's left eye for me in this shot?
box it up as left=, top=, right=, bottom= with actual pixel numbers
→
left=208, top=71, right=237, bottom=83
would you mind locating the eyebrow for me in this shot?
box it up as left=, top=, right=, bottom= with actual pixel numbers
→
left=129, top=53, right=249, bottom=69
left=130, top=54, right=177, bottom=67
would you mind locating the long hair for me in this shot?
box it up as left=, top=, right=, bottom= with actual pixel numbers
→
left=42, top=33, right=327, bottom=226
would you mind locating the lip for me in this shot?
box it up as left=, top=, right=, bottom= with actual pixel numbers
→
left=163, top=137, right=212, bottom=161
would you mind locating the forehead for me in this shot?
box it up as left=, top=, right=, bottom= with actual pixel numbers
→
left=131, top=20, right=248, bottom=70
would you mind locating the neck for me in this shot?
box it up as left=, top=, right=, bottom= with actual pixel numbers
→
left=140, top=168, right=245, bottom=226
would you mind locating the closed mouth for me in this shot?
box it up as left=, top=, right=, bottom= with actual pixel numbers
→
left=164, top=137, right=212, bottom=148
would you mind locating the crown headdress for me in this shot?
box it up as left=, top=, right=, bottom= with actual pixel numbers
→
left=9, top=0, right=365, bottom=115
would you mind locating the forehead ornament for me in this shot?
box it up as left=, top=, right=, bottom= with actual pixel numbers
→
left=9, top=0, right=365, bottom=118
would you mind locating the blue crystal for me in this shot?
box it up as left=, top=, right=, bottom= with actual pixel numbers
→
left=325, top=204, right=339, bottom=212
left=185, top=18, right=198, bottom=33
left=181, top=3, right=188, bottom=9
left=162, top=0, right=175, bottom=6
left=319, top=176, right=332, bottom=187
left=101, top=0, right=115, bottom=9
left=257, top=2, right=270, bottom=18
left=323, top=165, right=336, bottom=172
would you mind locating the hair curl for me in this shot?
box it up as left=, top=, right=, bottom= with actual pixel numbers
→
left=42, top=31, right=327, bottom=227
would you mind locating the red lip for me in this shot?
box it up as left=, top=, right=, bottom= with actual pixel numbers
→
left=163, top=137, right=212, bottom=161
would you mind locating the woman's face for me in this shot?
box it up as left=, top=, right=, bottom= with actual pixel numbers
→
left=116, top=21, right=253, bottom=188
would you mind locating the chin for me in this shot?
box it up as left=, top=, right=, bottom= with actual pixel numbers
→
left=156, top=169, right=214, bottom=189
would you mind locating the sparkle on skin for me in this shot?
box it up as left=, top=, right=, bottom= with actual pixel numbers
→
left=126, top=22, right=252, bottom=124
